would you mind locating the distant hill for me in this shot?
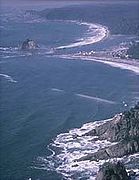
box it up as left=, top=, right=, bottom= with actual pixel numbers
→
left=34, top=2, right=139, bottom=35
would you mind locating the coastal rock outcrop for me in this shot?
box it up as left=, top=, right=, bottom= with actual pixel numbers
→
left=21, top=39, right=38, bottom=50
left=77, top=103, right=139, bottom=162
left=96, top=162, right=129, bottom=180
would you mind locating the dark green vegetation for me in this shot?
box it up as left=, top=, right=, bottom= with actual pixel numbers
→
left=34, top=2, right=139, bottom=35
left=127, top=42, right=139, bottom=59
left=119, top=102, right=139, bottom=142
left=96, top=162, right=129, bottom=180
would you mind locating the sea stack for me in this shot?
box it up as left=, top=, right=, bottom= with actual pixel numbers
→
left=21, top=39, right=38, bottom=50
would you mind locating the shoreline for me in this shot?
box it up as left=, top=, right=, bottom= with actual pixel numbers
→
left=56, top=21, right=109, bottom=50
left=53, top=54, right=139, bottom=75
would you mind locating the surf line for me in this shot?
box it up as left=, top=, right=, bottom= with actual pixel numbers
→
left=51, top=87, right=115, bottom=104
left=56, top=21, right=109, bottom=49
left=76, top=93, right=116, bottom=104
left=51, top=88, right=64, bottom=92
left=53, top=54, right=139, bottom=75
left=0, top=73, right=17, bottom=83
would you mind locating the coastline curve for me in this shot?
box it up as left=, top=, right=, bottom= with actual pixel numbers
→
left=56, top=21, right=109, bottom=49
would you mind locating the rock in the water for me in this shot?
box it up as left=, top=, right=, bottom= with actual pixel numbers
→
left=21, top=39, right=38, bottom=50
left=96, top=161, right=129, bottom=180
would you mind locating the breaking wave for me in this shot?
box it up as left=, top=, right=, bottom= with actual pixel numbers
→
left=50, top=87, right=116, bottom=105
left=76, top=93, right=116, bottom=104
left=0, top=73, right=17, bottom=83
left=51, top=88, right=65, bottom=93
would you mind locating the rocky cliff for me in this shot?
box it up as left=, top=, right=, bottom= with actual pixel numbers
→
left=96, top=161, right=134, bottom=180
left=77, top=103, right=139, bottom=161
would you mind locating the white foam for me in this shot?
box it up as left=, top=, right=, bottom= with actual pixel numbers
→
left=34, top=114, right=138, bottom=179
left=0, top=73, right=17, bottom=83
left=51, top=88, right=64, bottom=92
left=1, top=54, right=26, bottom=59
left=0, top=46, right=25, bottom=59
left=50, top=88, right=116, bottom=105
left=56, top=22, right=109, bottom=49
left=34, top=117, right=117, bottom=179
left=0, top=47, right=18, bottom=51
left=47, top=143, right=56, bottom=158
left=98, top=60, right=139, bottom=75
left=76, top=93, right=116, bottom=104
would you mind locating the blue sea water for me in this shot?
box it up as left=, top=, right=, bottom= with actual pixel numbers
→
left=0, top=3, right=139, bottom=180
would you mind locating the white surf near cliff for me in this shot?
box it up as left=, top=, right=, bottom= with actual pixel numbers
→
left=35, top=116, right=139, bottom=180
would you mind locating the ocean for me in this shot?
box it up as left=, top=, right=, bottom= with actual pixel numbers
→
left=0, top=2, right=139, bottom=180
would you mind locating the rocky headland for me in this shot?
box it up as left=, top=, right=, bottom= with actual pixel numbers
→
left=39, top=103, right=139, bottom=179
left=76, top=103, right=139, bottom=162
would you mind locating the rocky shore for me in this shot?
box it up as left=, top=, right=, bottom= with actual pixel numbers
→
left=39, top=103, right=139, bottom=179
left=76, top=103, right=139, bottom=162
left=96, top=161, right=136, bottom=180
